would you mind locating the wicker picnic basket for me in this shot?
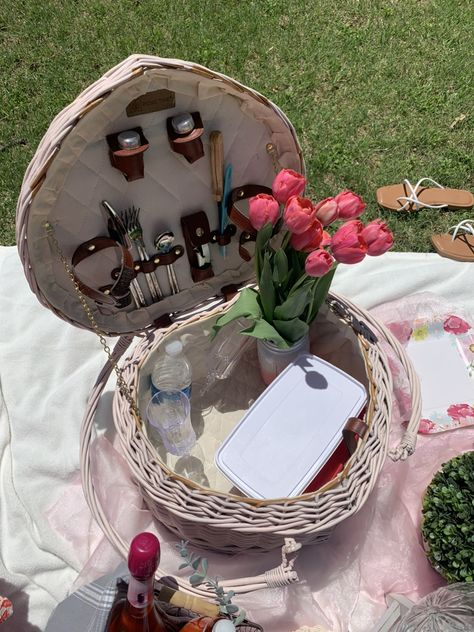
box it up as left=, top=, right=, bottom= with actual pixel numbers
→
left=16, top=55, right=421, bottom=596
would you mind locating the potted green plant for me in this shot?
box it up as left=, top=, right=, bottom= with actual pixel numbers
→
left=421, top=451, right=474, bottom=583
left=211, top=168, right=394, bottom=384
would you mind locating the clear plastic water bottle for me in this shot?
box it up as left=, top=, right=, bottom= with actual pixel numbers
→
left=151, top=340, right=192, bottom=400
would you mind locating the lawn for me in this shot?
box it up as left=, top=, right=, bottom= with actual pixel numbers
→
left=0, top=0, right=472, bottom=249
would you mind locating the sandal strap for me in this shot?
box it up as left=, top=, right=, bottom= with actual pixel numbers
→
left=396, top=177, right=447, bottom=211
left=449, top=219, right=474, bottom=241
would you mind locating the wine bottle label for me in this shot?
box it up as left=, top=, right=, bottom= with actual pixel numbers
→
left=127, top=577, right=152, bottom=608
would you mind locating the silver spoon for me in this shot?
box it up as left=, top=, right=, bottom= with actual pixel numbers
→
left=154, top=231, right=180, bottom=294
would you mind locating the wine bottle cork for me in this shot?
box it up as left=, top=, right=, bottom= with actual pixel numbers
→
left=157, top=584, right=219, bottom=617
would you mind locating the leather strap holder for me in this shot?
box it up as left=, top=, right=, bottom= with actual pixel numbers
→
left=72, top=237, right=135, bottom=307
left=106, top=127, right=149, bottom=182
left=342, top=417, right=369, bottom=456
left=181, top=211, right=214, bottom=283
left=210, top=223, right=237, bottom=246
left=167, top=112, right=204, bottom=163
left=111, top=245, right=185, bottom=278
left=238, top=231, right=256, bottom=262
left=221, top=283, right=240, bottom=302
left=228, top=184, right=272, bottom=260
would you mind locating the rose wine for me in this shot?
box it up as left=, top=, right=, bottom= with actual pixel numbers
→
left=106, top=532, right=167, bottom=632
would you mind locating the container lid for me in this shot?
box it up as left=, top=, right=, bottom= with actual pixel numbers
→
left=215, top=353, right=367, bottom=499
left=17, top=55, right=304, bottom=335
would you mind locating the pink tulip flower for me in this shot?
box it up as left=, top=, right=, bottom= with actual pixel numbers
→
left=272, top=168, right=306, bottom=204
left=314, top=197, right=339, bottom=226
left=321, top=230, right=331, bottom=247
left=330, top=220, right=367, bottom=264
left=283, top=196, right=316, bottom=234
left=290, top=219, right=324, bottom=252
left=334, top=190, right=366, bottom=220
left=361, top=219, right=394, bottom=256
left=305, top=249, right=335, bottom=277
left=248, top=193, right=280, bottom=230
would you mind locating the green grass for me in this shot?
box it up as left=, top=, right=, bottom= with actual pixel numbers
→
left=1, top=0, right=473, bottom=249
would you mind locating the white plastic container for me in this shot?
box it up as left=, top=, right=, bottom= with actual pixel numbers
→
left=215, top=353, right=367, bottom=499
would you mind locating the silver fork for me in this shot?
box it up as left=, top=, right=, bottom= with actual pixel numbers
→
left=101, top=200, right=146, bottom=309
left=122, top=207, right=163, bottom=302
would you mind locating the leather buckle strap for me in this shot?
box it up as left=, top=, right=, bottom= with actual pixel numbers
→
left=181, top=211, right=214, bottom=283
left=71, top=237, right=135, bottom=307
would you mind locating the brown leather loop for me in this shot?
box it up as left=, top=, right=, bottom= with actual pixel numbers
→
left=72, top=237, right=134, bottom=306
left=342, top=417, right=369, bottom=455
left=153, top=313, right=173, bottom=329
left=221, top=284, right=240, bottom=302
left=227, top=184, right=272, bottom=234
left=239, top=231, right=256, bottom=262
left=210, top=224, right=237, bottom=246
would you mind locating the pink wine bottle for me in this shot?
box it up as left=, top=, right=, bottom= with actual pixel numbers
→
left=106, top=532, right=167, bottom=632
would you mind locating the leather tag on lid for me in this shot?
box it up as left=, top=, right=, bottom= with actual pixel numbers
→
left=126, top=89, right=176, bottom=116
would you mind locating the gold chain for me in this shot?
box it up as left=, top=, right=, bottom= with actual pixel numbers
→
left=44, top=222, right=142, bottom=423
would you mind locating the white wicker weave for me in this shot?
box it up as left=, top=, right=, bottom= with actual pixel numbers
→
left=16, top=55, right=421, bottom=597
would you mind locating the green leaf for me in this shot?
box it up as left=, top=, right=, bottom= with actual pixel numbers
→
left=272, top=248, right=289, bottom=286
left=306, top=266, right=337, bottom=324
left=189, top=573, right=204, bottom=586
left=210, top=288, right=261, bottom=339
left=274, top=318, right=309, bottom=343
left=191, top=556, right=202, bottom=570
left=273, top=284, right=311, bottom=320
left=201, top=558, right=208, bottom=576
left=259, top=252, right=276, bottom=322
left=240, top=319, right=289, bottom=348
left=255, top=222, right=274, bottom=282
left=234, top=610, right=247, bottom=626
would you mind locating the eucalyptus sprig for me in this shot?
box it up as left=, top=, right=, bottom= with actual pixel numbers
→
left=176, top=540, right=246, bottom=626
left=422, top=451, right=474, bottom=583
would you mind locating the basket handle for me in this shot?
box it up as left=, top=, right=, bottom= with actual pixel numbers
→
left=370, top=317, right=422, bottom=461
left=80, top=335, right=301, bottom=597
left=328, top=291, right=422, bottom=462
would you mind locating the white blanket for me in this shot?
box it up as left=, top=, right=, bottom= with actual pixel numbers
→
left=1, top=245, right=473, bottom=631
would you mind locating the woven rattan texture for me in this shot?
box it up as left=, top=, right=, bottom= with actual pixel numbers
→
left=105, top=293, right=418, bottom=554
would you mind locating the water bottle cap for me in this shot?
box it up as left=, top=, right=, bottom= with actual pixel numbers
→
left=128, top=532, right=160, bottom=579
left=212, top=620, right=236, bottom=632
left=165, top=340, right=183, bottom=356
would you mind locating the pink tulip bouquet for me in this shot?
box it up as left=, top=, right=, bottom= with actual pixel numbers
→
left=212, top=169, right=394, bottom=348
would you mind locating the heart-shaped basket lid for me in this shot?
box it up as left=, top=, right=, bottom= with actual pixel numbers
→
left=16, top=55, right=303, bottom=335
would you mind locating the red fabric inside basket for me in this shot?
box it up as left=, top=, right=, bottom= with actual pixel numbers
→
left=303, top=440, right=352, bottom=493
left=303, top=408, right=366, bottom=494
